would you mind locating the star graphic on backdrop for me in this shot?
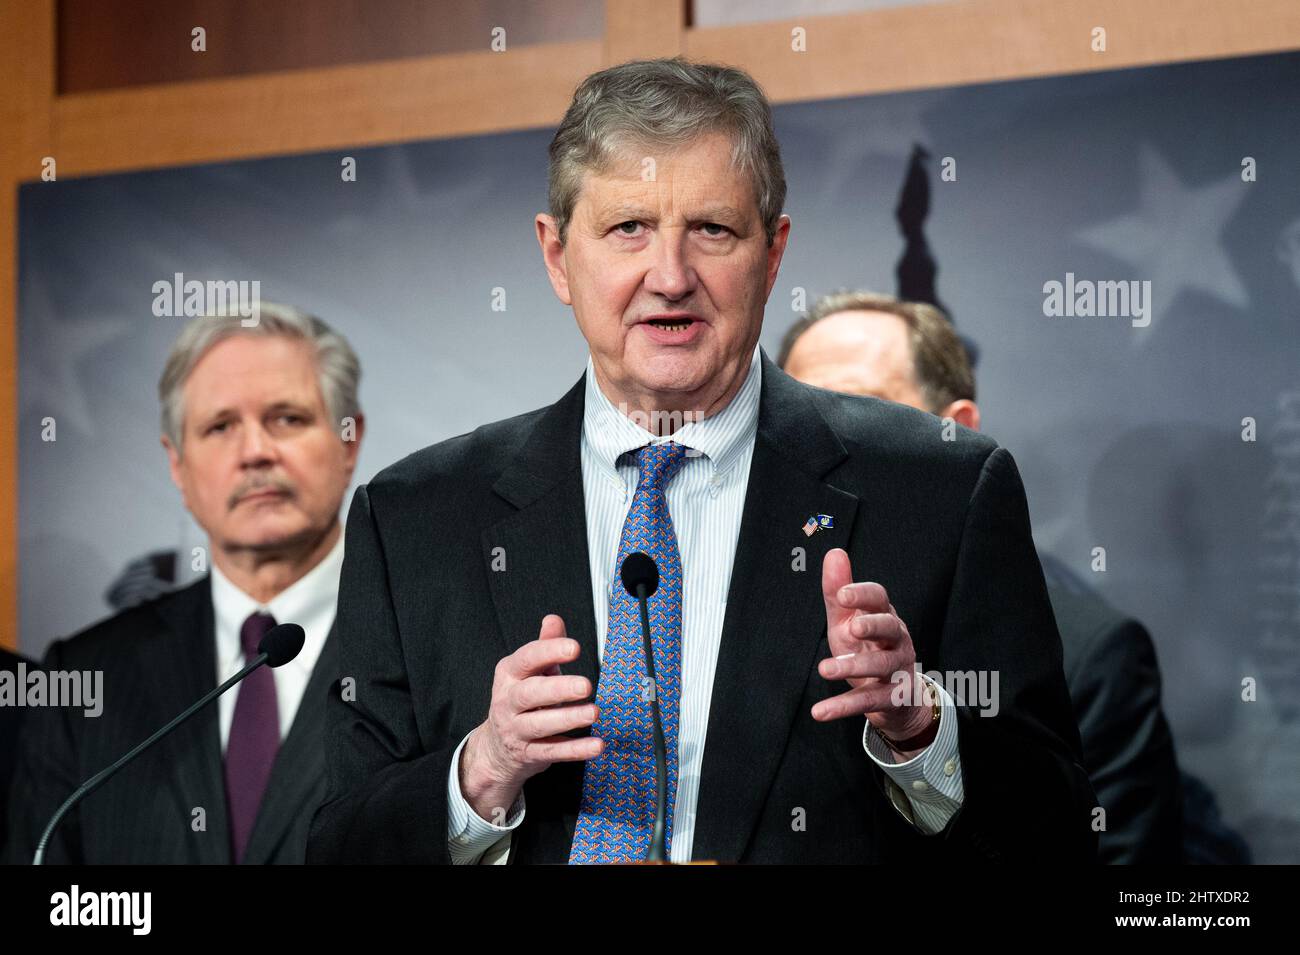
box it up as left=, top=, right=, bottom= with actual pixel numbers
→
left=1074, top=143, right=1250, bottom=337
left=21, top=280, right=131, bottom=435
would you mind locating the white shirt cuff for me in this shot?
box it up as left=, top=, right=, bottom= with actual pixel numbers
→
left=447, top=731, right=526, bottom=864
left=863, top=674, right=964, bottom=835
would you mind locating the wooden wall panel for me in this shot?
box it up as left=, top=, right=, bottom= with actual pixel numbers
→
left=604, top=0, right=687, bottom=64
left=1, top=0, right=55, bottom=650
left=53, top=40, right=605, bottom=178
left=58, top=0, right=604, bottom=93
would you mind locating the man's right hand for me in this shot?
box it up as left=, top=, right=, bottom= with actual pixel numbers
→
left=459, top=614, right=603, bottom=823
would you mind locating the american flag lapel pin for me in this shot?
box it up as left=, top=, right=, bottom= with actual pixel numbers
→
left=803, top=513, right=835, bottom=536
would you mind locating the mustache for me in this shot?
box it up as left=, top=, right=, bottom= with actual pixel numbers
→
left=228, top=476, right=295, bottom=509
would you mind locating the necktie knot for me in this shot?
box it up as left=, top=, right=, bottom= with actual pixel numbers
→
left=240, top=612, right=276, bottom=659
left=634, top=441, right=688, bottom=489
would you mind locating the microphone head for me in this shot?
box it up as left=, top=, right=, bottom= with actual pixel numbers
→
left=620, top=552, right=659, bottom=598
left=259, top=623, right=306, bottom=668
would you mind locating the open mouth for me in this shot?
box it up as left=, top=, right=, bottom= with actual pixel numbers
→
left=644, top=318, right=697, bottom=332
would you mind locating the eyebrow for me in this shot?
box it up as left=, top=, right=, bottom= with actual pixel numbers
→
left=595, top=204, right=748, bottom=224
left=196, top=400, right=314, bottom=425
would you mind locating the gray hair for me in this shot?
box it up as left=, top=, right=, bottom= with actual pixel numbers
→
left=158, top=303, right=361, bottom=452
left=547, top=57, right=787, bottom=247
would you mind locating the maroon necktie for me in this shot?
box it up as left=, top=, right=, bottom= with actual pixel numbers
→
left=224, top=611, right=280, bottom=863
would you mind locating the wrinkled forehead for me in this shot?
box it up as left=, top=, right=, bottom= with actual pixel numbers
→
left=182, top=335, right=324, bottom=419
left=577, top=131, right=756, bottom=212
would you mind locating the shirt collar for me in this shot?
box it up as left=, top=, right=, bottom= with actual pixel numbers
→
left=210, top=529, right=344, bottom=674
left=581, top=343, right=762, bottom=481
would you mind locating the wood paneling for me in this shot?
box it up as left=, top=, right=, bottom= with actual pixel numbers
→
left=54, top=40, right=605, bottom=178
left=604, top=0, right=687, bottom=64
left=58, top=0, right=604, bottom=93
left=1, top=0, right=55, bottom=649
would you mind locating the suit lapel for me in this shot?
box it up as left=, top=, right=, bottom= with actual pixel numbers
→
left=482, top=375, right=599, bottom=689
left=240, top=626, right=338, bottom=865
left=152, top=578, right=232, bottom=864
left=691, top=355, right=859, bottom=863
left=481, top=375, right=600, bottom=860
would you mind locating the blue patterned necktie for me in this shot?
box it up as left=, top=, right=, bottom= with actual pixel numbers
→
left=570, top=441, right=688, bottom=864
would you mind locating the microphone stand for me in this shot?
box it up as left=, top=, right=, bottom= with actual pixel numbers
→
left=33, top=651, right=273, bottom=865
left=634, top=581, right=669, bottom=863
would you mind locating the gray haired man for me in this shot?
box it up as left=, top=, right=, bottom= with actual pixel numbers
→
left=5, top=304, right=364, bottom=864
left=310, top=58, right=1096, bottom=864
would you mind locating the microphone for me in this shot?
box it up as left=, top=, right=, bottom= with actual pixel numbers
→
left=260, top=621, right=306, bottom=667
left=32, top=622, right=306, bottom=865
left=619, top=552, right=669, bottom=863
left=620, top=551, right=659, bottom=600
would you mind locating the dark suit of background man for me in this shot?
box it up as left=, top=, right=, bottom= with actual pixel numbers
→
left=0, top=647, right=32, bottom=860
left=780, top=292, right=1184, bottom=863
left=4, top=304, right=364, bottom=864
left=309, top=57, right=1097, bottom=865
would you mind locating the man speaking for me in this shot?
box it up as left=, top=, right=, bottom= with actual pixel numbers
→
left=308, top=57, right=1096, bottom=864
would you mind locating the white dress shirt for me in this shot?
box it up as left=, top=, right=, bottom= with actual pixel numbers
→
left=448, top=346, right=964, bottom=862
left=211, top=531, right=343, bottom=752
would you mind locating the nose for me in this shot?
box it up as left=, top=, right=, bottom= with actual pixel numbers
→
left=642, top=228, right=697, bottom=301
left=238, top=420, right=277, bottom=467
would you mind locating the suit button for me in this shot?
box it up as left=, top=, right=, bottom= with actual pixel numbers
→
left=944, top=759, right=956, bottom=776
left=911, top=780, right=929, bottom=792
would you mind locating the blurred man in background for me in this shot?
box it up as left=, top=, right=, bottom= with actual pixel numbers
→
left=5, top=304, right=363, bottom=864
left=780, top=290, right=1183, bottom=863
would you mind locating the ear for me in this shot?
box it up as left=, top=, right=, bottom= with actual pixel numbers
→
left=763, top=215, right=792, bottom=300
left=535, top=213, right=572, bottom=306
left=161, top=434, right=191, bottom=508
left=941, top=399, right=981, bottom=432
left=341, top=412, right=366, bottom=474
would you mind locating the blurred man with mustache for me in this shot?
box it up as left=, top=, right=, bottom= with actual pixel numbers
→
left=5, top=304, right=364, bottom=864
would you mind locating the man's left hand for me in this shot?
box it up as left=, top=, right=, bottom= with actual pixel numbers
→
left=811, top=548, right=934, bottom=745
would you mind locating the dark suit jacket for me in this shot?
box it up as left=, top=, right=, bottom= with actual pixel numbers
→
left=0, top=647, right=31, bottom=861
left=4, top=577, right=336, bottom=864
left=1040, top=556, right=1183, bottom=863
left=308, top=354, right=1098, bottom=863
